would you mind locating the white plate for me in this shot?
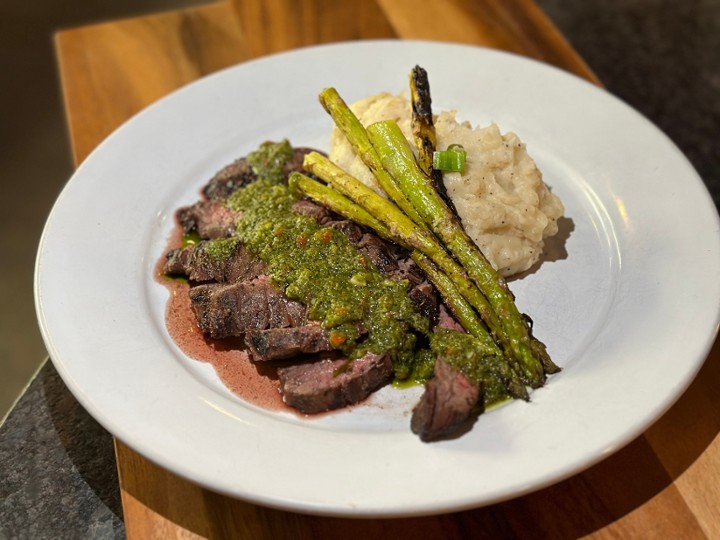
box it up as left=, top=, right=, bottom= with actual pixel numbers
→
left=35, top=40, right=720, bottom=517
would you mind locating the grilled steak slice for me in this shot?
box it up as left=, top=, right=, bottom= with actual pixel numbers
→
left=290, top=199, right=333, bottom=224
left=391, top=258, right=427, bottom=286
left=164, top=241, right=266, bottom=283
left=245, top=324, right=332, bottom=362
left=203, top=147, right=317, bottom=200
left=202, top=158, right=257, bottom=200
left=410, top=358, right=482, bottom=442
left=356, top=233, right=398, bottom=274
left=436, top=304, right=465, bottom=332
left=278, top=352, right=392, bottom=414
left=188, top=276, right=306, bottom=338
left=176, top=200, right=240, bottom=239
left=329, top=220, right=364, bottom=244
left=282, top=147, right=317, bottom=177
left=408, top=282, right=439, bottom=326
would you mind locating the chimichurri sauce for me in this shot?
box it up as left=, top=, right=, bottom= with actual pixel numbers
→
left=429, top=329, right=511, bottom=405
left=227, top=178, right=427, bottom=373
left=247, top=139, right=295, bottom=183
left=199, top=140, right=512, bottom=406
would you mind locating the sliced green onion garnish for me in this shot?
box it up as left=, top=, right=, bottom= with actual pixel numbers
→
left=432, top=144, right=466, bottom=172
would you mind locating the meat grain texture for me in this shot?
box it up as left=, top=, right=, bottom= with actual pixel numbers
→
left=329, top=93, right=565, bottom=276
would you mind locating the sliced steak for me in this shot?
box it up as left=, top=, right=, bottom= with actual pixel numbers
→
left=328, top=220, right=364, bottom=244
left=203, top=158, right=257, bottom=200
left=176, top=200, right=240, bottom=239
left=164, top=241, right=266, bottom=283
left=188, top=276, right=306, bottom=338
left=390, top=257, right=425, bottom=285
left=356, top=233, right=399, bottom=274
left=410, top=358, right=482, bottom=442
left=408, top=281, right=439, bottom=326
left=281, top=147, right=317, bottom=177
left=436, top=304, right=465, bottom=332
left=290, top=199, right=333, bottom=224
left=278, top=352, right=392, bottom=414
left=202, top=147, right=317, bottom=200
left=245, top=323, right=332, bottom=362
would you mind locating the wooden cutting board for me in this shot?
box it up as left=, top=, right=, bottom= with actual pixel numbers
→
left=55, top=1, right=719, bottom=537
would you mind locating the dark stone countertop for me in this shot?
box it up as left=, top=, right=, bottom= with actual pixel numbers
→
left=0, top=361, right=124, bottom=539
left=2, top=1, right=718, bottom=538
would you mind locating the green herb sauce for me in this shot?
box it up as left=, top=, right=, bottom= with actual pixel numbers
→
left=226, top=178, right=428, bottom=373
left=247, top=139, right=295, bottom=183
left=203, top=237, right=240, bottom=265
left=429, top=329, right=511, bottom=405
left=197, top=140, right=514, bottom=403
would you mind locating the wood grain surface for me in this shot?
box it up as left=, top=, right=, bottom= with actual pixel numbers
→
left=54, top=1, right=719, bottom=537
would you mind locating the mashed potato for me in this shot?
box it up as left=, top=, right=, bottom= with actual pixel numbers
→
left=329, top=93, right=564, bottom=277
